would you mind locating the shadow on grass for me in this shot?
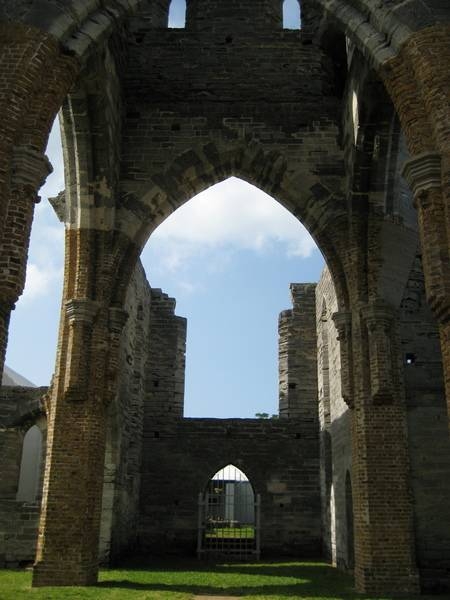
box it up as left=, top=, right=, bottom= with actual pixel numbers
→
left=95, top=560, right=394, bottom=599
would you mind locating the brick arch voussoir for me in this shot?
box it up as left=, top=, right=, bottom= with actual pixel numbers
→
left=0, top=23, right=79, bottom=238
left=316, top=3, right=447, bottom=158
left=1, top=1, right=142, bottom=62
left=114, top=140, right=351, bottom=311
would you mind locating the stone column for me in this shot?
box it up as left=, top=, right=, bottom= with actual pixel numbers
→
left=32, top=296, right=122, bottom=586
left=332, top=311, right=354, bottom=409
left=402, top=152, right=450, bottom=426
left=0, top=146, right=52, bottom=381
left=63, top=299, right=100, bottom=401
left=350, top=301, right=419, bottom=595
left=105, top=306, right=129, bottom=406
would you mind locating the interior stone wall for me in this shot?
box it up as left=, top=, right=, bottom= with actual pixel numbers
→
left=316, top=259, right=450, bottom=590
left=315, top=268, right=352, bottom=569
left=138, top=416, right=321, bottom=558
left=0, top=387, right=47, bottom=567
left=399, top=254, right=450, bottom=593
left=99, top=261, right=152, bottom=564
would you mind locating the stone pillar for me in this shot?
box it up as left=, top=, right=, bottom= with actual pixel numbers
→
left=63, top=299, right=100, bottom=401
left=402, top=153, right=450, bottom=426
left=32, top=295, right=126, bottom=586
left=351, top=301, right=419, bottom=595
left=0, top=146, right=52, bottom=381
left=278, top=283, right=318, bottom=419
left=105, top=306, right=129, bottom=406
left=332, top=311, right=354, bottom=409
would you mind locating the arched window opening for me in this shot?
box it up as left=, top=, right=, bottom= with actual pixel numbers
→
left=283, top=0, right=301, bottom=30
left=168, top=0, right=186, bottom=28
left=198, top=464, right=260, bottom=559
left=16, top=425, right=43, bottom=502
left=352, top=91, right=359, bottom=145
left=143, top=176, right=324, bottom=419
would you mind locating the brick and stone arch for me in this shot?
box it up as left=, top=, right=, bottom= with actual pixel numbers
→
left=0, top=0, right=448, bottom=595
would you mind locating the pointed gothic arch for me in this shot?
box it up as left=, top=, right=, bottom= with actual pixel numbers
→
left=199, top=463, right=259, bottom=559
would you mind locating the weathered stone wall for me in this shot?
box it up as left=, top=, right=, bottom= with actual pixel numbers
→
left=318, top=257, right=450, bottom=590
left=315, top=268, right=352, bottom=569
left=399, top=254, right=450, bottom=593
left=143, top=288, right=186, bottom=419
left=0, top=258, right=187, bottom=567
left=279, top=283, right=318, bottom=421
left=0, top=2, right=449, bottom=592
left=138, top=417, right=321, bottom=557
left=0, top=387, right=46, bottom=566
left=99, top=261, right=152, bottom=563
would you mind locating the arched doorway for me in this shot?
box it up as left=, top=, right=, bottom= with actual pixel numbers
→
left=198, top=464, right=260, bottom=560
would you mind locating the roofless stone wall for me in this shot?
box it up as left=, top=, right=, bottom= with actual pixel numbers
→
left=316, top=260, right=450, bottom=592
left=138, top=417, right=321, bottom=557
left=0, top=387, right=46, bottom=567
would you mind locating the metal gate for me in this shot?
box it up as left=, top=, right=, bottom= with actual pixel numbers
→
left=197, top=465, right=260, bottom=560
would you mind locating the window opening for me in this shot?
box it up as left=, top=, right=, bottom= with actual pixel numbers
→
left=16, top=425, right=43, bottom=502
left=352, top=91, right=359, bottom=145
left=197, top=464, right=260, bottom=560
left=168, top=0, right=186, bottom=28
left=283, top=0, right=301, bottom=30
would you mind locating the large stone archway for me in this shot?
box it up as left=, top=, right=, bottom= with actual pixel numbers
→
left=0, top=0, right=448, bottom=594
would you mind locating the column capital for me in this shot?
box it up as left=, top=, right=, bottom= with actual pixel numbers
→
left=65, top=298, right=100, bottom=325
left=401, top=152, right=441, bottom=197
left=332, top=311, right=352, bottom=339
left=361, top=301, right=397, bottom=405
left=12, top=146, right=53, bottom=194
left=332, top=310, right=354, bottom=409
left=361, top=301, right=396, bottom=331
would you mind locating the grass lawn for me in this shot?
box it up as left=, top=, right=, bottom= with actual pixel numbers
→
left=205, top=527, right=255, bottom=538
left=0, top=560, right=447, bottom=600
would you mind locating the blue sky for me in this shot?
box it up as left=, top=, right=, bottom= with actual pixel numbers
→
left=169, top=0, right=301, bottom=28
left=6, top=2, right=321, bottom=418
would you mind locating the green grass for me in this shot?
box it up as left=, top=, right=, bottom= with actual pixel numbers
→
left=205, top=527, right=255, bottom=538
left=0, top=560, right=447, bottom=600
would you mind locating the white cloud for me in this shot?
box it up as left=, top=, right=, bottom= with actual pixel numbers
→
left=21, top=262, right=63, bottom=303
left=147, top=177, right=317, bottom=272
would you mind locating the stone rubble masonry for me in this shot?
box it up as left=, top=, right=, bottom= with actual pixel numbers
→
left=138, top=417, right=321, bottom=558
left=316, top=257, right=450, bottom=591
left=144, top=288, right=187, bottom=419
left=316, top=268, right=352, bottom=568
left=0, top=387, right=47, bottom=567
left=279, top=283, right=318, bottom=420
left=399, top=254, right=450, bottom=594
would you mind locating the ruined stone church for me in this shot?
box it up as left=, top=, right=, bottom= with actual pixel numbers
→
left=0, top=0, right=449, bottom=596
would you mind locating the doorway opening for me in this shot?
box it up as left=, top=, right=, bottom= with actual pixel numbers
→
left=197, top=464, right=260, bottom=560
